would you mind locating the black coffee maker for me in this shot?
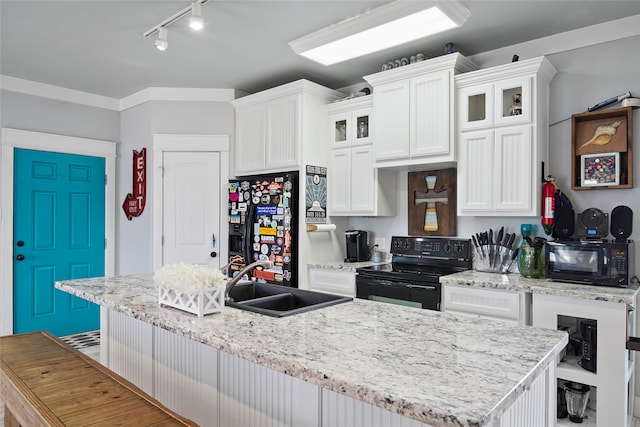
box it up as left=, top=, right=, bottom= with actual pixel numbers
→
left=345, top=230, right=370, bottom=262
left=579, top=319, right=597, bottom=373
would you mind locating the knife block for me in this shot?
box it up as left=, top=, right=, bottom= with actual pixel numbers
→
left=474, top=247, right=516, bottom=274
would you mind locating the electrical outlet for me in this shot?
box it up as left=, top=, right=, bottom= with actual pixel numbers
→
left=374, top=237, right=386, bottom=249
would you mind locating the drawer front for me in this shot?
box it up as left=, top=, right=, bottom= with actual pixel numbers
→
left=309, top=269, right=355, bottom=297
left=443, top=285, right=528, bottom=324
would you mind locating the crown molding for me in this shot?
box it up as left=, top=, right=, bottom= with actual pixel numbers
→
left=0, top=75, right=236, bottom=112
left=0, top=75, right=120, bottom=110
left=119, top=87, right=236, bottom=111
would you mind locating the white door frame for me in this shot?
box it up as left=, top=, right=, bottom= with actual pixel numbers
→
left=152, top=134, right=229, bottom=271
left=0, top=128, right=117, bottom=336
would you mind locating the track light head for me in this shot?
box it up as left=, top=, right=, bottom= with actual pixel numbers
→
left=189, top=2, right=204, bottom=31
left=155, top=27, right=168, bottom=51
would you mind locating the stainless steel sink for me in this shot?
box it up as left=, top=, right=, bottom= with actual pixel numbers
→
left=226, top=282, right=352, bottom=317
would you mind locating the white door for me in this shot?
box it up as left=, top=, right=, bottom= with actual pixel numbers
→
left=162, top=151, right=221, bottom=268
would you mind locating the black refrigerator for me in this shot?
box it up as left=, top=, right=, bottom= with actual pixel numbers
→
left=228, top=171, right=298, bottom=287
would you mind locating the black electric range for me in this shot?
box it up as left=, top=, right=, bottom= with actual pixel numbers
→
left=356, top=236, right=472, bottom=311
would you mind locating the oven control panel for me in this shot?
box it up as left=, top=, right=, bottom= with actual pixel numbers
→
left=391, top=236, right=471, bottom=260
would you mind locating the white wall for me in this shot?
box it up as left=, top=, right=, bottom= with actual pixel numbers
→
left=117, top=100, right=235, bottom=275
left=0, top=90, right=119, bottom=141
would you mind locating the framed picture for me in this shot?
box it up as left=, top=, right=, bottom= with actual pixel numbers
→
left=581, top=152, right=620, bottom=187
left=571, top=106, right=633, bottom=190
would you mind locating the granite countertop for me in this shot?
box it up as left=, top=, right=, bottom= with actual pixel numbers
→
left=440, top=270, right=640, bottom=304
left=56, top=274, right=567, bottom=427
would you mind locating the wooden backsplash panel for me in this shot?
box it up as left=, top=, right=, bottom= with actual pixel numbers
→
left=408, top=168, right=456, bottom=236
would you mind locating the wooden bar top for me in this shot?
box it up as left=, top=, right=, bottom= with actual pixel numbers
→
left=0, top=331, right=197, bottom=427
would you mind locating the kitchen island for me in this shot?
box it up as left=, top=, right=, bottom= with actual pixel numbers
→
left=56, top=274, right=567, bottom=427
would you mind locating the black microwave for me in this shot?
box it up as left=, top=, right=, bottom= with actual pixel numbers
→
left=544, top=240, right=634, bottom=287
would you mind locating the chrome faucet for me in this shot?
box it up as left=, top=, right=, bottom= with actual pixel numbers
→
left=224, top=260, right=273, bottom=301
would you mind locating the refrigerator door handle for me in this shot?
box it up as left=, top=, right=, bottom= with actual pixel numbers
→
left=244, top=204, right=255, bottom=265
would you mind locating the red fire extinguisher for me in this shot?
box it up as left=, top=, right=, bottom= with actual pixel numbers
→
left=541, top=176, right=556, bottom=235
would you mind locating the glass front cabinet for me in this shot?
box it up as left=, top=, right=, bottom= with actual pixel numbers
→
left=456, top=56, right=557, bottom=217
left=326, top=95, right=395, bottom=217
left=329, top=102, right=372, bottom=148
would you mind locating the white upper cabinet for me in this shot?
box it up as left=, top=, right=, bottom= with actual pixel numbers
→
left=364, top=53, right=477, bottom=169
left=456, top=56, right=557, bottom=216
left=326, top=96, right=395, bottom=216
left=329, top=100, right=372, bottom=148
left=232, top=80, right=343, bottom=176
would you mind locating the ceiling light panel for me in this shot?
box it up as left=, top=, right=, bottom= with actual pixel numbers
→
left=289, top=0, right=470, bottom=66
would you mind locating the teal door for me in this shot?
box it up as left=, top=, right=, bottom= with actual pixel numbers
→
left=13, top=149, right=105, bottom=336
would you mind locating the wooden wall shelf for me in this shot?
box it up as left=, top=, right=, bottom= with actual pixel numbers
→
left=571, top=106, right=633, bottom=190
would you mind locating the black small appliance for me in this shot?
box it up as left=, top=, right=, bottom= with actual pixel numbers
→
left=544, top=240, right=634, bottom=287
left=580, top=319, right=597, bottom=373
left=345, top=230, right=370, bottom=262
left=576, top=207, right=609, bottom=239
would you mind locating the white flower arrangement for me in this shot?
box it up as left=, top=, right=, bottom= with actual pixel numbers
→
left=155, top=263, right=227, bottom=317
left=154, top=262, right=226, bottom=293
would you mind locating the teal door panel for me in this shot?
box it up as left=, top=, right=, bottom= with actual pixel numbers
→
left=13, top=148, right=105, bottom=336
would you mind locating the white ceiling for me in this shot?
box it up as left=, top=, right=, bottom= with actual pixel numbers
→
left=2, top=1, right=640, bottom=99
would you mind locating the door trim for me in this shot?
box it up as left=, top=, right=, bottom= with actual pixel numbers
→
left=152, top=134, right=229, bottom=271
left=0, top=127, right=116, bottom=335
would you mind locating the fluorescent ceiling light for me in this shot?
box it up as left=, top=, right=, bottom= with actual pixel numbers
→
left=289, top=0, right=470, bottom=66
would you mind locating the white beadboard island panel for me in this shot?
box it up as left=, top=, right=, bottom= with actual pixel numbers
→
left=56, top=274, right=567, bottom=427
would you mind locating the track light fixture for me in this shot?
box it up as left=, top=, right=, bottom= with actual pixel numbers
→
left=143, top=0, right=209, bottom=49
left=155, top=27, right=168, bottom=51
left=189, top=1, right=204, bottom=31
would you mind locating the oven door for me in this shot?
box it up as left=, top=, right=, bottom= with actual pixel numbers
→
left=356, top=275, right=441, bottom=311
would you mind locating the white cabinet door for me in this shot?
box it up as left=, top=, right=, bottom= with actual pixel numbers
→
left=329, top=111, right=350, bottom=148
left=411, top=70, right=451, bottom=157
left=458, top=130, right=494, bottom=213
left=373, top=80, right=410, bottom=160
left=494, top=77, right=532, bottom=127
left=352, top=107, right=373, bottom=145
left=493, top=125, right=533, bottom=213
left=309, top=269, right=355, bottom=297
left=235, top=104, right=267, bottom=175
left=328, top=148, right=352, bottom=214
left=266, top=94, right=300, bottom=170
left=350, top=145, right=375, bottom=213
left=458, top=82, right=494, bottom=131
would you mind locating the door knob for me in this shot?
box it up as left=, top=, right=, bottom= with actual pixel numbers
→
left=16, top=254, right=25, bottom=261
left=210, top=251, right=217, bottom=258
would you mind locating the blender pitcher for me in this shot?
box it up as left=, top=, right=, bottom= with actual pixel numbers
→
left=564, top=382, right=590, bottom=423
